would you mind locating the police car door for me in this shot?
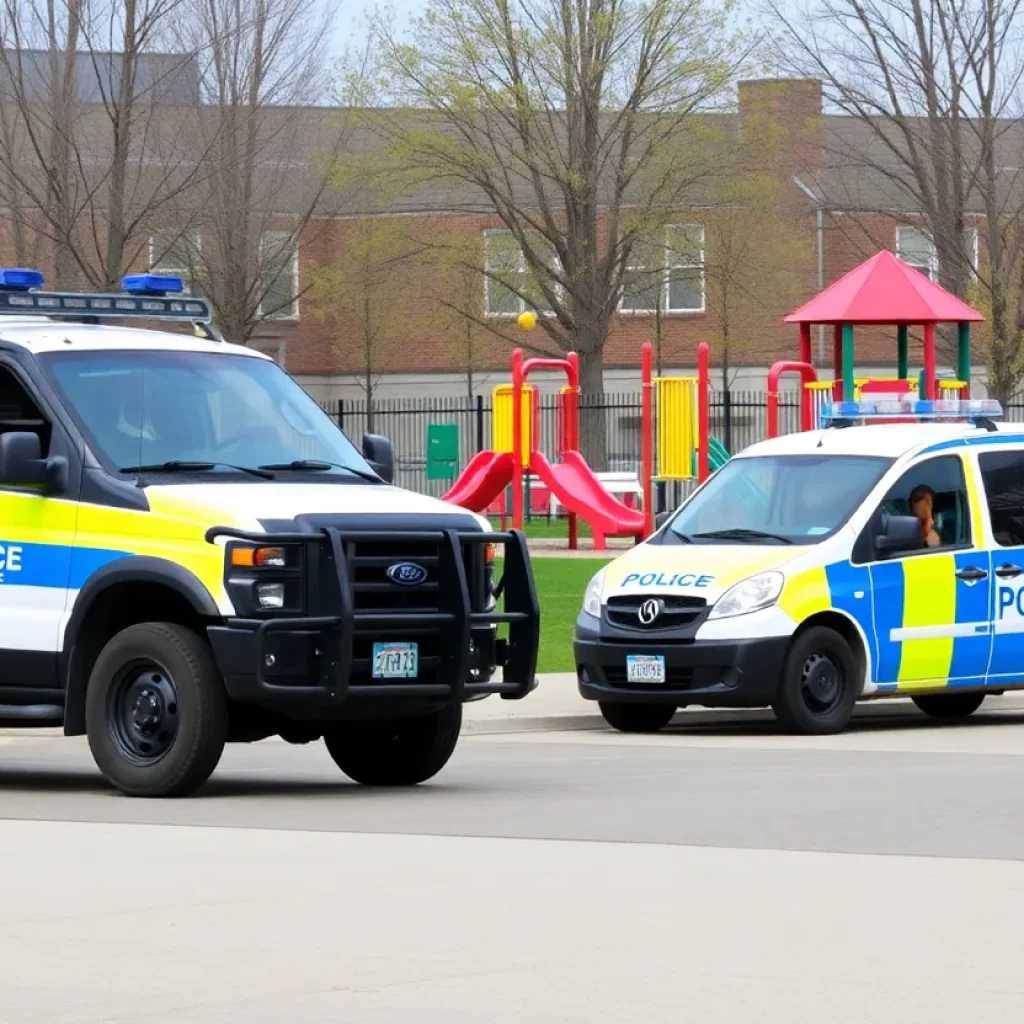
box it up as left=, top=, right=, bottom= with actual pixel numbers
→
left=862, top=453, right=991, bottom=689
left=974, top=446, right=1024, bottom=683
left=0, top=360, right=73, bottom=689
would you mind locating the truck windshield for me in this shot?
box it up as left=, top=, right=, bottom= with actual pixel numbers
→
left=665, top=454, right=892, bottom=544
left=41, top=349, right=375, bottom=479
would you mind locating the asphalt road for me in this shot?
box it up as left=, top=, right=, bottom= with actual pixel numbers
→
left=3, top=705, right=1024, bottom=1022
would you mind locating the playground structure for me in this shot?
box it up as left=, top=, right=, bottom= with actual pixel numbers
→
left=441, top=349, right=646, bottom=550
left=769, top=250, right=985, bottom=437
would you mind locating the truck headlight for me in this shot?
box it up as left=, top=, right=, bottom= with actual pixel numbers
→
left=708, top=571, right=783, bottom=620
left=582, top=567, right=606, bottom=618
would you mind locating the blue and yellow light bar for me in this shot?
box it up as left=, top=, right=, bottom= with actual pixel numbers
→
left=821, top=398, right=1003, bottom=423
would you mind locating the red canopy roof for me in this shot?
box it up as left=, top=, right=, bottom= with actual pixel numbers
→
left=784, top=250, right=984, bottom=325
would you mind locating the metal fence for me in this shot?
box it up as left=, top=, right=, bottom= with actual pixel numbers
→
left=320, top=389, right=804, bottom=499
left=319, top=389, right=1024, bottom=500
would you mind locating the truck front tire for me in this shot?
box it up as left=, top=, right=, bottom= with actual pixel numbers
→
left=323, top=703, right=462, bottom=785
left=912, top=692, right=985, bottom=718
left=599, top=702, right=677, bottom=733
left=85, top=622, right=229, bottom=798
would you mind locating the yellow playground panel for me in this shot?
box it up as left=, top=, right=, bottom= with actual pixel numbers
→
left=653, top=376, right=697, bottom=479
left=492, top=383, right=535, bottom=466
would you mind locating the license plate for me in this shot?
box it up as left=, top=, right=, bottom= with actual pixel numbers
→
left=372, top=642, right=419, bottom=679
left=626, top=654, right=666, bottom=684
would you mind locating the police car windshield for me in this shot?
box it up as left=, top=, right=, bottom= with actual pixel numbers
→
left=40, top=350, right=376, bottom=480
left=666, top=454, right=892, bottom=544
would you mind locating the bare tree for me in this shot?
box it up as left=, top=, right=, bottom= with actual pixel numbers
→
left=0, top=0, right=207, bottom=288
left=767, top=0, right=1024, bottom=401
left=170, top=0, right=340, bottom=342
left=377, top=0, right=746, bottom=463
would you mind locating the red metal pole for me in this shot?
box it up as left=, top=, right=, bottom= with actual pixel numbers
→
left=923, top=323, right=936, bottom=399
left=799, top=322, right=812, bottom=366
left=566, top=351, right=580, bottom=452
left=511, top=348, right=524, bottom=530
left=768, top=360, right=818, bottom=437
left=641, top=341, right=654, bottom=536
left=697, top=342, right=710, bottom=483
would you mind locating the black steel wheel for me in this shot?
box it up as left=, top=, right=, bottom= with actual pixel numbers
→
left=86, top=623, right=228, bottom=797
left=773, top=626, right=858, bottom=735
left=912, top=692, right=986, bottom=719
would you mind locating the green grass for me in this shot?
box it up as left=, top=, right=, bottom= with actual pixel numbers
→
left=497, top=555, right=611, bottom=673
left=487, top=516, right=593, bottom=540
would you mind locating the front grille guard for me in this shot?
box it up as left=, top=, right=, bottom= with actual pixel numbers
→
left=204, top=526, right=539, bottom=702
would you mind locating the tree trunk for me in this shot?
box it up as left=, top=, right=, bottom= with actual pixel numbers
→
left=576, top=344, right=606, bottom=471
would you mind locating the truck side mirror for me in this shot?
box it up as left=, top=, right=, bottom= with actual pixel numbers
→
left=362, top=433, right=394, bottom=484
left=0, top=431, right=66, bottom=494
left=875, top=514, right=922, bottom=555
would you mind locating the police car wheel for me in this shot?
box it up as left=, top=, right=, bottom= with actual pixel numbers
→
left=85, top=622, right=229, bottom=798
left=911, top=693, right=986, bottom=719
left=598, top=702, right=677, bottom=733
left=323, top=703, right=462, bottom=786
left=773, top=627, right=858, bottom=735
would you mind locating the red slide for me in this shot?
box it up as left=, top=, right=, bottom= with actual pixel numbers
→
left=529, top=450, right=645, bottom=539
left=441, top=450, right=514, bottom=512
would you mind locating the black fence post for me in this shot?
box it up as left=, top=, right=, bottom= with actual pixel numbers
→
left=723, top=389, right=733, bottom=452
left=336, top=399, right=344, bottom=432
left=475, top=394, right=485, bottom=453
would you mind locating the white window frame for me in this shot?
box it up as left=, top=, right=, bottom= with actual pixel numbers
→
left=618, top=224, right=705, bottom=315
left=148, top=231, right=202, bottom=294
left=896, top=224, right=979, bottom=282
left=258, top=231, right=300, bottom=322
left=483, top=228, right=560, bottom=318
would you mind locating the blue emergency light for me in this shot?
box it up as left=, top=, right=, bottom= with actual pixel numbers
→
left=121, top=273, right=185, bottom=296
left=0, top=268, right=45, bottom=291
left=821, top=398, right=1003, bottom=423
left=0, top=266, right=213, bottom=326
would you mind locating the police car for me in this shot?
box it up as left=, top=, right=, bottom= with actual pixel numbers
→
left=576, top=398, right=1024, bottom=735
left=0, top=270, right=538, bottom=796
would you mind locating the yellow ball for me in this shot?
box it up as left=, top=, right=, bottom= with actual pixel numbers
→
left=517, top=310, right=537, bottom=331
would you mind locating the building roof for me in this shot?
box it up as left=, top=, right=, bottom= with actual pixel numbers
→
left=784, top=250, right=984, bottom=325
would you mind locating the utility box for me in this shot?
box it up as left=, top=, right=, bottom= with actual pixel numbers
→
left=426, top=423, right=459, bottom=480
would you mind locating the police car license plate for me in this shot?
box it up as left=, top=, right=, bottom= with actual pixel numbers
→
left=372, top=642, right=418, bottom=679
left=626, top=654, right=666, bottom=684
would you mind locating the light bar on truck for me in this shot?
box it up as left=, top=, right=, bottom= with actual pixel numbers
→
left=0, top=267, right=212, bottom=324
left=821, top=398, right=1004, bottom=423
left=121, top=273, right=185, bottom=296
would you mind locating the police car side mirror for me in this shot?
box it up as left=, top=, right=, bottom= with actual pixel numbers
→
left=655, top=510, right=672, bottom=531
left=875, top=514, right=922, bottom=556
left=0, top=432, right=67, bottom=494
left=362, top=433, right=394, bottom=484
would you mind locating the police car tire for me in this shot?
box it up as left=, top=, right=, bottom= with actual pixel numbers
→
left=85, top=623, right=228, bottom=798
left=323, top=703, right=462, bottom=786
left=598, top=702, right=677, bottom=733
left=911, top=693, right=986, bottom=719
left=773, top=627, right=858, bottom=735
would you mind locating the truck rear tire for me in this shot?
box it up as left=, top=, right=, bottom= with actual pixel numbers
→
left=912, top=692, right=985, bottom=718
left=324, top=703, right=462, bottom=785
left=599, top=702, right=676, bottom=733
left=85, top=622, right=228, bottom=798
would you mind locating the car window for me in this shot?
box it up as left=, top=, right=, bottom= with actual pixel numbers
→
left=858, top=454, right=970, bottom=560
left=978, top=450, right=1024, bottom=547
left=39, top=349, right=374, bottom=478
left=665, top=454, right=892, bottom=544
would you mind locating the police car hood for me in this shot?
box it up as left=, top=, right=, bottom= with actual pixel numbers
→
left=601, top=541, right=812, bottom=603
left=147, top=482, right=489, bottom=532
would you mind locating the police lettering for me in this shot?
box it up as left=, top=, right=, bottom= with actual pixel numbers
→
left=998, top=585, right=1024, bottom=618
left=0, top=544, right=22, bottom=573
left=621, top=571, right=714, bottom=589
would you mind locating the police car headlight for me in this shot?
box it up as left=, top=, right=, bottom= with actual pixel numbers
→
left=582, top=567, right=607, bottom=618
left=709, top=571, right=784, bottom=620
